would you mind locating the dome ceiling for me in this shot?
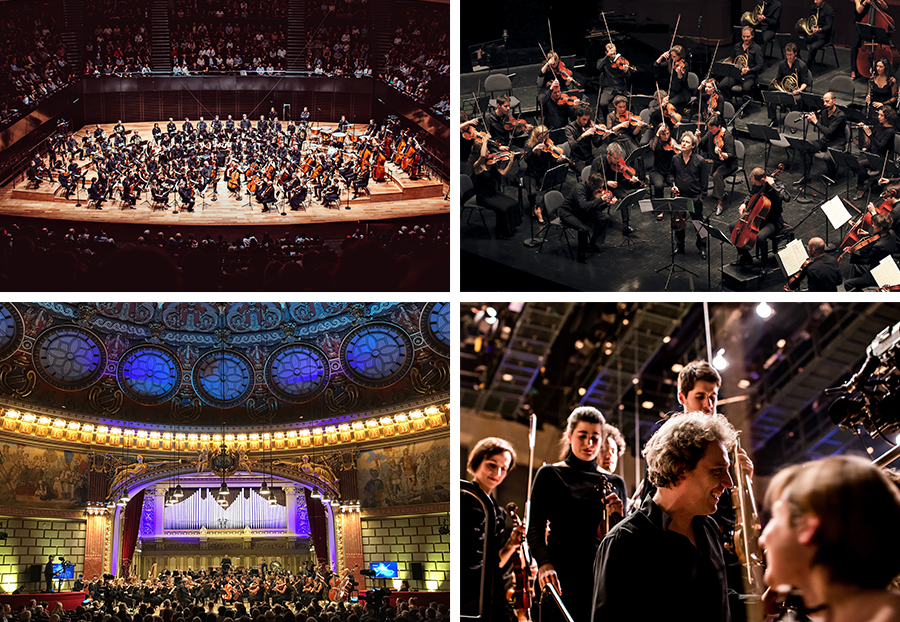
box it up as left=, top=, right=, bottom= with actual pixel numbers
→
left=0, top=302, right=450, bottom=428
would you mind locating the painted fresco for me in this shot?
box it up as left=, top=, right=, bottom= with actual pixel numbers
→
left=0, top=443, right=89, bottom=508
left=357, top=438, right=449, bottom=509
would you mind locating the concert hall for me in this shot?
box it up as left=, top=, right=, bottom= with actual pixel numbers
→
left=0, top=0, right=449, bottom=291
left=461, top=0, right=900, bottom=292
left=461, top=301, right=900, bottom=622
left=0, top=302, right=450, bottom=617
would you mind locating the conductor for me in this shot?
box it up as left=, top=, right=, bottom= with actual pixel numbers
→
left=221, top=555, right=232, bottom=573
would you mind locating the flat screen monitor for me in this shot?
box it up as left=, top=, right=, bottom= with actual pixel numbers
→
left=368, top=562, right=398, bottom=579
left=53, top=563, right=75, bottom=580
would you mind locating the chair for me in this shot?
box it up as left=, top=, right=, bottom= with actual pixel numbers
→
left=460, top=174, right=491, bottom=238
left=811, top=31, right=839, bottom=69
left=537, top=190, right=576, bottom=259
left=828, top=75, right=855, bottom=107
left=581, top=165, right=591, bottom=183
left=724, top=140, right=751, bottom=197
left=723, top=101, right=736, bottom=127
left=484, top=73, right=521, bottom=115
left=769, top=111, right=805, bottom=165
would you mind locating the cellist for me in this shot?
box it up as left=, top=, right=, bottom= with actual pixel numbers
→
left=729, top=167, right=790, bottom=275
left=461, top=437, right=526, bottom=620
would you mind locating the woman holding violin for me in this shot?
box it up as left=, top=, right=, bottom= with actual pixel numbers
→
left=524, top=125, right=566, bottom=223
left=470, top=134, right=521, bottom=239
left=649, top=123, right=680, bottom=199
left=527, top=407, right=624, bottom=622
left=653, top=45, right=690, bottom=108
left=540, top=51, right=575, bottom=90
left=730, top=167, right=790, bottom=274
left=605, top=95, right=643, bottom=158
left=596, top=43, right=632, bottom=120
left=697, top=113, right=736, bottom=216
left=698, top=78, right=726, bottom=120
left=461, top=437, right=527, bottom=620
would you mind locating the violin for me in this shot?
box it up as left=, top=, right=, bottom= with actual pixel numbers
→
left=671, top=184, right=688, bottom=229
left=618, top=111, right=649, bottom=129
left=784, top=257, right=814, bottom=291
left=461, top=125, right=504, bottom=150
left=505, top=503, right=534, bottom=622
left=708, top=91, right=720, bottom=118
left=714, top=130, right=726, bottom=158
left=541, top=138, right=568, bottom=160
left=663, top=102, right=683, bottom=125
left=503, top=115, right=534, bottom=133
left=838, top=231, right=883, bottom=261
left=611, top=54, right=634, bottom=73
left=556, top=59, right=581, bottom=86
left=591, top=123, right=617, bottom=138
left=661, top=137, right=682, bottom=153
left=731, top=163, right=785, bottom=251
left=486, top=151, right=518, bottom=166
left=673, top=57, right=686, bottom=76
left=554, top=91, right=582, bottom=106
left=611, top=156, right=641, bottom=184
left=840, top=189, right=896, bottom=249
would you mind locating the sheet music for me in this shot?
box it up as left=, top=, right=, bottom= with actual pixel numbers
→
left=777, top=239, right=809, bottom=276
left=871, top=256, right=900, bottom=288
left=692, top=218, right=708, bottom=239
left=820, top=195, right=852, bottom=229
left=639, top=199, right=653, bottom=213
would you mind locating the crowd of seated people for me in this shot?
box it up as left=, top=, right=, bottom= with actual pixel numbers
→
left=170, top=22, right=288, bottom=75
left=304, top=0, right=372, bottom=77
left=0, top=11, right=72, bottom=128
left=170, top=0, right=288, bottom=20
left=380, top=6, right=449, bottom=105
left=0, top=221, right=449, bottom=291
left=83, top=0, right=153, bottom=77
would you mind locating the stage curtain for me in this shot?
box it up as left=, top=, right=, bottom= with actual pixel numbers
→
left=120, top=489, right=145, bottom=578
left=304, top=489, right=328, bottom=568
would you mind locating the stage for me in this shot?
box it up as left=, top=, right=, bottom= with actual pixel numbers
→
left=5, top=122, right=448, bottom=228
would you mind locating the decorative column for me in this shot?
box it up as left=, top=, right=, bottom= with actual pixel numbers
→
left=153, top=485, right=166, bottom=536
left=338, top=463, right=365, bottom=591
left=84, top=515, right=106, bottom=578
left=285, top=485, right=299, bottom=535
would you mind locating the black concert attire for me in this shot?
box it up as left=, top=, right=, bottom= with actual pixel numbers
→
left=767, top=58, right=813, bottom=121
left=605, top=110, right=641, bottom=158
left=258, top=184, right=276, bottom=211
left=809, top=104, right=846, bottom=177
left=649, top=136, right=678, bottom=198
left=698, top=128, right=737, bottom=206
left=557, top=181, right=611, bottom=261
left=654, top=58, right=691, bottom=108
left=844, top=229, right=900, bottom=290
left=522, top=146, right=559, bottom=221
left=805, top=253, right=842, bottom=290
left=45, top=559, right=54, bottom=592
left=803, top=1, right=835, bottom=65
left=527, top=454, right=626, bottom=622
left=757, top=0, right=782, bottom=46
left=672, top=151, right=709, bottom=253
left=719, top=40, right=764, bottom=99
left=178, top=182, right=195, bottom=211
left=89, top=180, right=105, bottom=208
left=565, top=119, right=603, bottom=172
left=460, top=487, right=513, bottom=620
left=590, top=156, right=640, bottom=229
left=857, top=123, right=895, bottom=193
left=182, top=120, right=194, bottom=134
left=469, top=170, right=519, bottom=239
left=596, top=54, right=630, bottom=118
left=732, top=179, right=790, bottom=269
left=485, top=109, right=512, bottom=144
left=867, top=77, right=897, bottom=121
left=592, top=497, right=731, bottom=622
left=538, top=90, right=573, bottom=131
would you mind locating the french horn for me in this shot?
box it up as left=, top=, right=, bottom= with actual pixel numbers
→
left=769, top=73, right=799, bottom=92
left=796, top=12, right=818, bottom=36
left=741, top=2, right=766, bottom=26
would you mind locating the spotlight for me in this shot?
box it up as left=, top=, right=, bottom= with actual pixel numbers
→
left=756, top=302, right=773, bottom=319
left=486, top=307, right=497, bottom=317
left=712, top=349, right=728, bottom=371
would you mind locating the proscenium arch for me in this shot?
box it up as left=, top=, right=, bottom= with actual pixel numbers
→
left=108, top=465, right=341, bottom=576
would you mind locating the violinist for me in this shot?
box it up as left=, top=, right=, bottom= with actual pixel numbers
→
left=785, top=236, right=842, bottom=291
left=801, top=0, right=835, bottom=65
left=540, top=51, right=574, bottom=90
left=564, top=102, right=604, bottom=173
left=538, top=79, right=573, bottom=131
left=599, top=423, right=628, bottom=497
left=758, top=456, right=900, bottom=622
left=88, top=177, right=105, bottom=209
left=647, top=90, right=680, bottom=130
left=719, top=27, right=764, bottom=101
left=528, top=407, right=624, bottom=622
left=649, top=123, right=679, bottom=200
left=844, top=212, right=898, bottom=290
left=486, top=94, right=515, bottom=144
left=591, top=143, right=639, bottom=233
left=605, top=95, right=642, bottom=158
left=524, top=125, right=566, bottom=223
left=698, top=79, right=725, bottom=120
left=697, top=114, right=736, bottom=216
left=804, top=91, right=846, bottom=181
left=730, top=167, right=790, bottom=274
left=865, top=58, right=898, bottom=120
left=594, top=412, right=737, bottom=622
left=767, top=43, right=812, bottom=126
left=558, top=172, right=616, bottom=262
left=460, top=111, right=482, bottom=164
left=653, top=45, right=690, bottom=108
left=671, top=132, right=708, bottom=257
left=178, top=178, right=195, bottom=212
left=461, top=437, right=526, bottom=620
left=470, top=136, right=521, bottom=239
left=855, top=106, right=896, bottom=199
left=596, top=43, right=631, bottom=119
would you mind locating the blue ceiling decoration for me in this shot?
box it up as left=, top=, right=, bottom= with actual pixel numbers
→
left=265, top=343, right=330, bottom=404
left=33, top=326, right=107, bottom=391
left=0, top=303, right=24, bottom=362
left=340, top=322, right=414, bottom=389
left=192, top=349, right=255, bottom=409
left=117, top=345, right=182, bottom=405
left=421, top=302, right=450, bottom=357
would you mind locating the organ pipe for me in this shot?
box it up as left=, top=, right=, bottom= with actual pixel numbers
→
left=163, top=487, right=286, bottom=530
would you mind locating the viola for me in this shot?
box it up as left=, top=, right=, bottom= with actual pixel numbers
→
left=840, top=189, right=896, bottom=248
left=857, top=0, right=898, bottom=78
left=731, top=163, right=785, bottom=251
left=611, top=156, right=641, bottom=184
left=783, top=257, right=814, bottom=291
left=839, top=231, right=884, bottom=261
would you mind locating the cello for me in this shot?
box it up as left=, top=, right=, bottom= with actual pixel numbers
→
left=856, top=0, right=899, bottom=78
left=731, top=163, right=785, bottom=251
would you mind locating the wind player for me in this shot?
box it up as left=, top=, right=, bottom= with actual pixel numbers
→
left=461, top=437, right=525, bottom=620
left=767, top=43, right=812, bottom=126
left=855, top=106, right=896, bottom=199
left=594, top=412, right=737, bottom=622
left=802, top=91, right=846, bottom=182
left=719, top=26, right=764, bottom=101
left=801, top=0, right=835, bottom=66
left=634, top=360, right=755, bottom=622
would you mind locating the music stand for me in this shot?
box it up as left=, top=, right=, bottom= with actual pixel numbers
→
left=762, top=90, right=797, bottom=130
left=784, top=135, right=821, bottom=202
left=612, top=188, right=648, bottom=249
left=652, top=197, right=700, bottom=289
left=829, top=147, right=864, bottom=196
left=712, top=61, right=743, bottom=85
left=747, top=123, right=781, bottom=169
left=704, top=223, right=735, bottom=291
left=524, top=163, right=568, bottom=247
left=798, top=92, right=821, bottom=113
left=857, top=22, right=893, bottom=78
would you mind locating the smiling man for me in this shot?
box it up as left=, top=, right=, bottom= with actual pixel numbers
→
left=592, top=412, right=737, bottom=622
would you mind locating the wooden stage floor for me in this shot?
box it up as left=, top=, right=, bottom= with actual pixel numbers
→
left=2, top=122, right=449, bottom=227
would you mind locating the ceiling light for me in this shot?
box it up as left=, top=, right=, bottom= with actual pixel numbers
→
left=671, top=363, right=684, bottom=373
left=712, top=348, right=728, bottom=371
left=260, top=481, right=270, bottom=496
left=486, top=307, right=497, bottom=317
left=642, top=401, right=654, bottom=409
left=756, top=302, right=773, bottom=319
left=311, top=488, right=321, bottom=499
left=174, top=484, right=184, bottom=498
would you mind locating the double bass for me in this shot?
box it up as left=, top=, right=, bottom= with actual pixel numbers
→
left=856, top=0, right=899, bottom=78
left=731, top=163, right=785, bottom=251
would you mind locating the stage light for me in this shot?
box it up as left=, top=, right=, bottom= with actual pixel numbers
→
left=671, top=363, right=684, bottom=373
left=712, top=349, right=728, bottom=371
left=502, top=374, right=513, bottom=382
left=756, top=302, right=773, bottom=319
left=641, top=401, right=654, bottom=409
left=486, top=307, right=497, bottom=317
left=777, top=338, right=787, bottom=348
left=578, top=387, right=586, bottom=396
left=738, top=379, right=751, bottom=389
left=485, top=316, right=497, bottom=325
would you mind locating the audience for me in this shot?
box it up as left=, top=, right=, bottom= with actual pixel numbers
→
left=379, top=5, right=448, bottom=106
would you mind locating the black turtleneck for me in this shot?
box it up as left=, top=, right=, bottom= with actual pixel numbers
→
left=526, top=454, right=627, bottom=622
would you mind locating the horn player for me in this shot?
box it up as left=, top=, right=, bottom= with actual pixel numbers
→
left=766, top=42, right=812, bottom=127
